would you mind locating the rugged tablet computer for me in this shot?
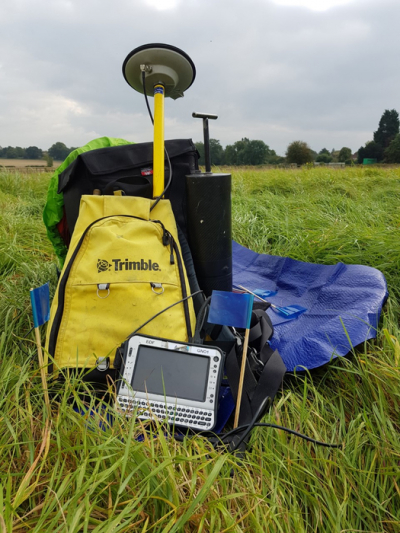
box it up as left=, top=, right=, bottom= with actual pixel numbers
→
left=116, top=334, right=224, bottom=431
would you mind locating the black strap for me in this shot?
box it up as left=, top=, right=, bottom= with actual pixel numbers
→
left=193, top=296, right=211, bottom=344
left=225, top=344, right=252, bottom=425
left=249, top=309, right=274, bottom=362
left=250, top=349, right=286, bottom=415
left=225, top=309, right=286, bottom=427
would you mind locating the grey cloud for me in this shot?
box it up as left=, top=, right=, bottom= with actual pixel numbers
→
left=0, top=0, right=399, bottom=154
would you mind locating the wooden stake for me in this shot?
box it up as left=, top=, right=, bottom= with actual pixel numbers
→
left=34, top=326, right=50, bottom=413
left=233, top=327, right=250, bottom=428
left=30, top=288, right=50, bottom=414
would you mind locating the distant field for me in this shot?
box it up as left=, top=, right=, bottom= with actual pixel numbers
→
left=0, top=158, right=62, bottom=169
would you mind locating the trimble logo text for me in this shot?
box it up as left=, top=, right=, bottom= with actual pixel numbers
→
left=98, top=258, right=160, bottom=273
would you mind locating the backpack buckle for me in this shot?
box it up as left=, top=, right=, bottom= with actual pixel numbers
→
left=96, top=357, right=110, bottom=372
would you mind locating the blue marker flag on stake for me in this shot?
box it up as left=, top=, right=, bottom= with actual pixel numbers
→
left=30, top=283, right=50, bottom=328
left=208, top=290, right=254, bottom=329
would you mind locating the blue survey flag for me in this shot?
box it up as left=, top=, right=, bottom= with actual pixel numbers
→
left=271, top=304, right=307, bottom=319
left=253, top=288, right=277, bottom=299
left=208, top=290, right=254, bottom=329
left=30, top=283, right=50, bottom=328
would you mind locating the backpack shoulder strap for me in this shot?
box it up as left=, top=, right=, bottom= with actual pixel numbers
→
left=225, top=309, right=286, bottom=427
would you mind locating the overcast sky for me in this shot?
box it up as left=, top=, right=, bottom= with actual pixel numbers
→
left=0, top=0, right=399, bottom=156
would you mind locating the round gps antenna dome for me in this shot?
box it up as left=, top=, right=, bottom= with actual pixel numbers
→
left=122, top=43, right=196, bottom=100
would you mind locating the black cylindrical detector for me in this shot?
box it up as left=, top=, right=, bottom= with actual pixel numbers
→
left=186, top=171, right=232, bottom=296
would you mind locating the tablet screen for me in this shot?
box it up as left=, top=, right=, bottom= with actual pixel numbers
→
left=131, top=345, right=210, bottom=402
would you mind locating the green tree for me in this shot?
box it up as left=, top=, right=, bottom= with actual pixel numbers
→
left=330, top=150, right=340, bottom=162
left=48, top=142, right=73, bottom=161
left=43, top=154, right=54, bottom=168
left=195, top=141, right=205, bottom=163
left=224, top=144, right=237, bottom=165
left=316, top=153, right=332, bottom=164
left=384, top=134, right=400, bottom=163
left=364, top=141, right=384, bottom=161
left=5, top=146, right=18, bottom=159
left=373, top=109, right=399, bottom=149
left=209, top=139, right=224, bottom=165
left=224, top=138, right=271, bottom=166
left=316, top=148, right=332, bottom=163
left=285, top=141, right=314, bottom=165
left=357, top=141, right=384, bottom=163
left=230, top=138, right=248, bottom=165
left=357, top=146, right=365, bottom=164
left=15, top=147, right=26, bottom=158
left=319, top=148, right=330, bottom=155
left=251, top=139, right=270, bottom=165
left=266, top=150, right=285, bottom=165
left=338, top=147, right=352, bottom=162
left=25, top=146, right=43, bottom=159
left=195, top=139, right=224, bottom=166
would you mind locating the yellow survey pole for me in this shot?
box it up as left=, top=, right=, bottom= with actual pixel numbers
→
left=153, top=84, right=165, bottom=197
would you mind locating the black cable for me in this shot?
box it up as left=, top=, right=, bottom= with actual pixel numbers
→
left=142, top=71, right=154, bottom=125
left=150, top=149, right=173, bottom=212
left=25, top=326, right=35, bottom=337
left=193, top=296, right=212, bottom=343
left=17, top=326, right=36, bottom=358
left=127, top=290, right=203, bottom=340
left=226, top=397, right=271, bottom=452
left=171, top=391, right=341, bottom=450
left=219, top=422, right=342, bottom=449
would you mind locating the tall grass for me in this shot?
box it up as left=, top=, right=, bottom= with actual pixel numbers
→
left=1, top=167, right=399, bottom=532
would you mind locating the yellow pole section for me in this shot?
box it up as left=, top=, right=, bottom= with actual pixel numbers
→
left=153, top=84, right=165, bottom=198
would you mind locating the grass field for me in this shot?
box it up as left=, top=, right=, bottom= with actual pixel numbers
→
left=0, top=166, right=400, bottom=532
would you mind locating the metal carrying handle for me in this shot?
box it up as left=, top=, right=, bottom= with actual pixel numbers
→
left=151, top=282, right=164, bottom=295
left=97, top=283, right=110, bottom=299
left=192, top=112, right=218, bottom=173
left=192, top=112, right=218, bottom=120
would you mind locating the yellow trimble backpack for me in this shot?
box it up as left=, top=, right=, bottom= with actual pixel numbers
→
left=45, top=194, right=196, bottom=376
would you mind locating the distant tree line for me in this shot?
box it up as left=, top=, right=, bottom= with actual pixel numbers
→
left=284, top=142, right=354, bottom=166
left=0, top=142, right=76, bottom=161
left=195, top=138, right=285, bottom=166
left=195, top=138, right=362, bottom=167
left=279, top=110, right=400, bottom=166
left=4, top=112, right=400, bottom=168
left=0, top=145, right=43, bottom=159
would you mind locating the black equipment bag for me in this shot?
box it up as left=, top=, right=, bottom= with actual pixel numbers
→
left=57, top=139, right=199, bottom=242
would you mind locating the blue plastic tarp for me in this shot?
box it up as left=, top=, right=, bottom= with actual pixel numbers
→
left=232, top=241, right=388, bottom=371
